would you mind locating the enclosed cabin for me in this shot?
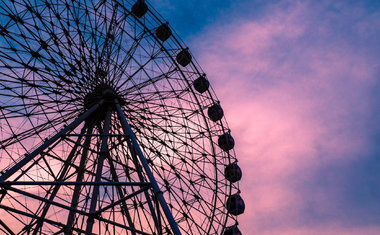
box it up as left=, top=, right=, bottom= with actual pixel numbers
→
left=131, top=0, right=148, bottom=18
left=225, top=162, right=242, bottom=183
left=176, top=49, right=192, bottom=67
left=226, top=194, right=245, bottom=216
left=208, top=103, right=224, bottom=122
left=156, top=23, right=172, bottom=42
left=223, top=225, right=242, bottom=235
left=218, top=133, right=235, bottom=151
left=193, top=75, right=210, bottom=93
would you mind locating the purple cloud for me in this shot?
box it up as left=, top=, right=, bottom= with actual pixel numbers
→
left=191, top=0, right=380, bottom=233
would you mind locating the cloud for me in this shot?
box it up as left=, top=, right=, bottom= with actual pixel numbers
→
left=192, top=0, right=380, bottom=233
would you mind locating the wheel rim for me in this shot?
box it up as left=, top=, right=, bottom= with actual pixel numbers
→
left=0, top=1, right=240, bottom=234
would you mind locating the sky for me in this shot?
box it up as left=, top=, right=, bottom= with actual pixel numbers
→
left=153, top=0, right=380, bottom=234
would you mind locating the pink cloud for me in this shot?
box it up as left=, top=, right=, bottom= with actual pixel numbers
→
left=194, top=0, right=380, bottom=234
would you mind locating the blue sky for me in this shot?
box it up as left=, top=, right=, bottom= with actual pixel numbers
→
left=152, top=0, right=380, bottom=234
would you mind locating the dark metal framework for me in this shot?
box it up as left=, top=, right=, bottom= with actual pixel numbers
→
left=0, top=0, right=241, bottom=234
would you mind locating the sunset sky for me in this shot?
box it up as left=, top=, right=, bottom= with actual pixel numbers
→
left=0, top=0, right=378, bottom=234
left=154, top=0, right=380, bottom=234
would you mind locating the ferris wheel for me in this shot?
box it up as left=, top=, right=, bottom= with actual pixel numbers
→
left=0, top=0, right=244, bottom=234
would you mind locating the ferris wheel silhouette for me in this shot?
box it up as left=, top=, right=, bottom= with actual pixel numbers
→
left=0, top=0, right=244, bottom=234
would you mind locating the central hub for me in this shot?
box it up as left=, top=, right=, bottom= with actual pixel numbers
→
left=84, top=83, right=119, bottom=109
left=83, top=83, right=124, bottom=122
